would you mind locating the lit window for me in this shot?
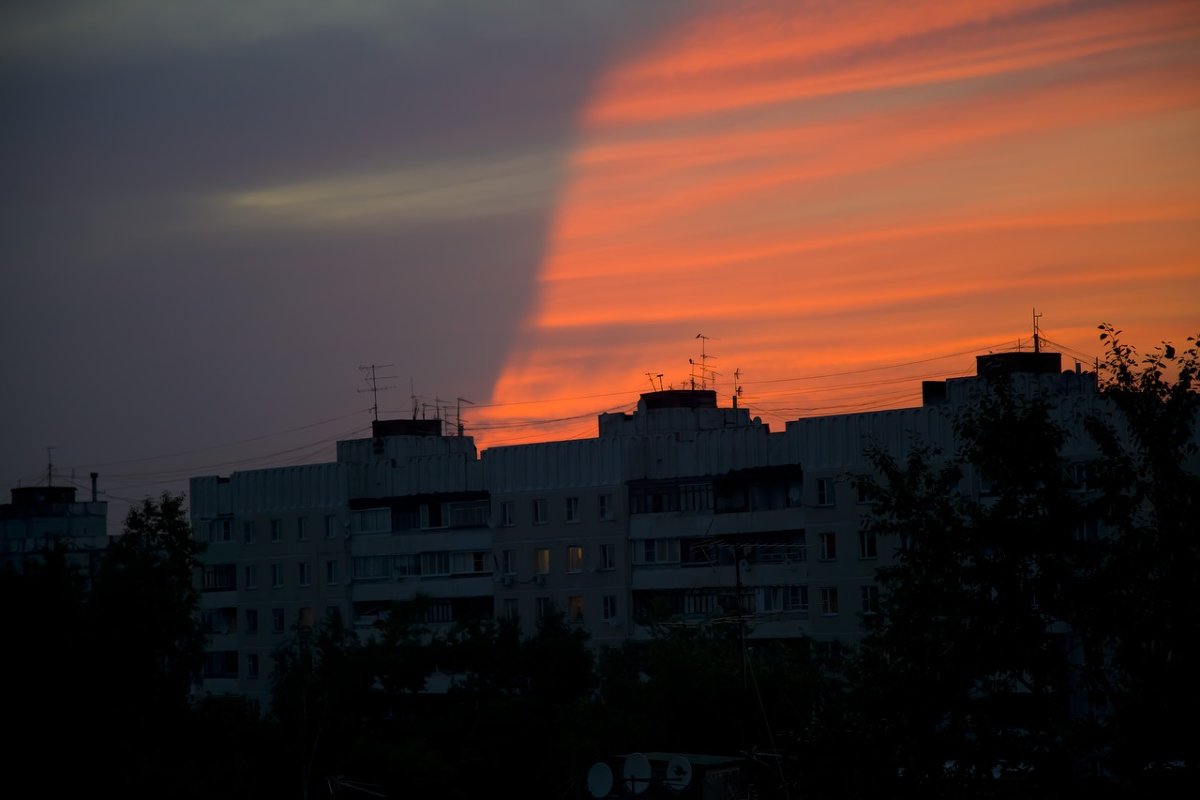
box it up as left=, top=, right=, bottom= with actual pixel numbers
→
left=568, top=595, right=584, bottom=623
left=567, top=545, right=584, bottom=573
left=534, top=548, right=550, bottom=574
left=565, top=496, right=579, bottom=522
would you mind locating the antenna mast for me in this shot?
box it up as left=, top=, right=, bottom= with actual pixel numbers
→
left=45, top=445, right=56, bottom=486
left=358, top=364, right=396, bottom=423
left=1032, top=308, right=1042, bottom=354
left=456, top=396, right=474, bottom=437
left=691, top=333, right=718, bottom=390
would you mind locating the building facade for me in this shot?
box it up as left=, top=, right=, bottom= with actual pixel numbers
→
left=189, top=350, right=1107, bottom=707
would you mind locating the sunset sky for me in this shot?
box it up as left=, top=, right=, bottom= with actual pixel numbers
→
left=2, top=0, right=1198, bottom=521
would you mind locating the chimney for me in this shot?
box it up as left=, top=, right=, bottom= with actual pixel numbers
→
left=90, top=472, right=98, bottom=502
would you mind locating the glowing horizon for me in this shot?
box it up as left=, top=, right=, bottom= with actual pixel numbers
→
left=471, top=0, right=1200, bottom=450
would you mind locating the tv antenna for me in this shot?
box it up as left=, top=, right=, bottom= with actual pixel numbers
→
left=733, top=368, right=743, bottom=409
left=645, top=372, right=664, bottom=392
left=1032, top=307, right=1043, bottom=353
left=456, top=396, right=474, bottom=437
left=45, top=445, right=56, bottom=486
left=358, top=364, right=396, bottom=422
left=690, top=333, right=718, bottom=390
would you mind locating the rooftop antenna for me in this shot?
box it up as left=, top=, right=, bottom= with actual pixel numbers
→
left=733, top=368, right=743, bottom=409
left=410, top=377, right=419, bottom=420
left=692, top=333, right=718, bottom=390
left=1032, top=308, right=1043, bottom=354
left=45, top=445, right=56, bottom=486
left=456, top=396, right=474, bottom=437
left=358, top=364, right=396, bottom=423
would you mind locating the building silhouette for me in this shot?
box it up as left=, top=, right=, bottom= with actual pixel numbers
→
left=190, top=349, right=1107, bottom=709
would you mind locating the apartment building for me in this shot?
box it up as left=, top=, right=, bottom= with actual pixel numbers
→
left=1, top=481, right=109, bottom=576
left=190, top=349, right=1106, bottom=705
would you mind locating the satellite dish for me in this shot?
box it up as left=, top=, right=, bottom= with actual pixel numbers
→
left=665, top=755, right=693, bottom=793
left=623, top=753, right=652, bottom=795
left=587, top=761, right=614, bottom=799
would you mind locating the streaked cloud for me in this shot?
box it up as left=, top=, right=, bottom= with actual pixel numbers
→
left=477, top=0, right=1200, bottom=448
left=223, top=150, right=564, bottom=228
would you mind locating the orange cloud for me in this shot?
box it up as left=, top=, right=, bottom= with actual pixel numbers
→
left=475, top=0, right=1200, bottom=450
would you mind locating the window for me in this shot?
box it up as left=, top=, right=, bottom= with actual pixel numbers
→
left=819, top=532, right=837, bottom=561
left=858, top=529, right=877, bottom=559
left=856, top=481, right=874, bottom=504
left=502, top=549, right=516, bottom=575
left=535, top=597, right=552, bottom=620
left=326, top=606, right=341, bottom=623
left=503, top=598, right=519, bottom=619
left=393, top=554, right=420, bottom=578
left=324, top=514, right=338, bottom=538
left=246, top=653, right=259, bottom=680
left=567, top=545, right=584, bottom=573
left=245, top=609, right=258, bottom=634
left=568, top=595, right=584, bottom=623
left=272, top=608, right=285, bottom=633
left=638, top=539, right=680, bottom=564
left=244, top=565, right=258, bottom=590
left=565, top=496, right=579, bottom=522
left=297, top=517, right=307, bottom=541
left=209, top=519, right=232, bottom=543
left=533, top=498, right=547, bottom=524
left=202, top=651, right=238, bottom=679
left=353, top=556, right=388, bottom=580
left=270, top=519, right=283, bottom=542
left=354, top=508, right=391, bottom=533
left=500, top=501, right=514, bottom=527
left=271, top=563, right=283, bottom=588
left=299, top=607, right=314, bottom=628
left=326, top=560, right=339, bottom=585
left=820, top=586, right=839, bottom=615
left=600, top=595, right=617, bottom=622
left=680, top=483, right=713, bottom=512
left=534, top=548, right=550, bottom=574
left=298, top=562, right=311, bottom=587
left=202, top=564, right=236, bottom=591
left=421, top=551, right=451, bottom=576
left=598, top=493, right=614, bottom=521
left=784, top=585, right=809, bottom=614
left=451, top=551, right=489, bottom=574
left=816, top=478, right=834, bottom=506
left=758, top=586, right=781, bottom=612
left=600, top=543, right=615, bottom=571
left=420, top=502, right=447, bottom=529
left=243, top=521, right=256, bottom=544
left=861, top=585, right=880, bottom=615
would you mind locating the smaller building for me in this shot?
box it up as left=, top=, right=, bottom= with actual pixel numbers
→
left=0, top=483, right=109, bottom=576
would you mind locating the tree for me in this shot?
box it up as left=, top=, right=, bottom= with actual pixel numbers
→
left=850, top=327, right=1199, bottom=796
